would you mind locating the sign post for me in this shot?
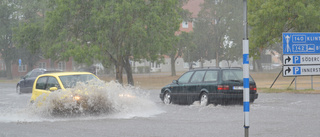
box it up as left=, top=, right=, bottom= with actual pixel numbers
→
left=243, top=1, right=250, bottom=137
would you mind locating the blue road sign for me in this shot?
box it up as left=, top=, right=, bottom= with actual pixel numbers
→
left=19, top=59, right=21, bottom=67
left=283, top=33, right=320, bottom=54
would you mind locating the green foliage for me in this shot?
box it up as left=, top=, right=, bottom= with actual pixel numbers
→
left=193, top=0, right=243, bottom=66
left=0, top=1, right=19, bottom=79
left=180, top=32, right=196, bottom=62
left=13, top=0, right=49, bottom=71
left=40, top=0, right=182, bottom=84
left=248, top=0, right=320, bottom=58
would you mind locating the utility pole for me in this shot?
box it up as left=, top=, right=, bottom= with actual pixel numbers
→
left=243, top=0, right=250, bottom=137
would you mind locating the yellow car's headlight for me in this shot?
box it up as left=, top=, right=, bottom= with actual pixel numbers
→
left=72, top=95, right=81, bottom=101
left=118, top=93, right=135, bottom=98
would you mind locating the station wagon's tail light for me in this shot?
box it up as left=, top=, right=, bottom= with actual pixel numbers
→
left=250, top=85, right=257, bottom=91
left=218, top=85, right=229, bottom=90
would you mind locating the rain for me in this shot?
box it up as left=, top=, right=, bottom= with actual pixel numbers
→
left=1, top=0, right=320, bottom=137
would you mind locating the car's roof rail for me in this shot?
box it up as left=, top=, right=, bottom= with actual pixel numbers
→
left=189, top=66, right=219, bottom=70
left=189, top=66, right=243, bottom=70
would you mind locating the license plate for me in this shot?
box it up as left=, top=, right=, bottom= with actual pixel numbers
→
left=233, top=86, right=243, bottom=90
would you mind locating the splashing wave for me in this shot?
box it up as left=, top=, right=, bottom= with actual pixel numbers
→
left=0, top=81, right=163, bottom=122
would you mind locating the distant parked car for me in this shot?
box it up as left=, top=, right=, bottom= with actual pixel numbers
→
left=78, top=66, right=96, bottom=75
left=16, top=68, right=62, bottom=94
left=159, top=67, right=258, bottom=105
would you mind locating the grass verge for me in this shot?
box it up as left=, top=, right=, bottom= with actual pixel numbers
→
left=258, top=87, right=320, bottom=94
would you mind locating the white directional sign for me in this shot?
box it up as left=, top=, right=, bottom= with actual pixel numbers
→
left=283, top=55, right=320, bottom=65
left=283, top=65, right=320, bottom=76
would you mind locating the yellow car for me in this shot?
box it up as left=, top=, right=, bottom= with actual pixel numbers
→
left=30, top=72, right=105, bottom=114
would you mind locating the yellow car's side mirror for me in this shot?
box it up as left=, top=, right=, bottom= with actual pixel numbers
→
left=49, top=87, right=58, bottom=91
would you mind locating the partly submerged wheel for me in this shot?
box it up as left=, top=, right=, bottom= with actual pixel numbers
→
left=200, top=92, right=208, bottom=106
left=163, top=92, right=171, bottom=105
left=16, top=85, right=21, bottom=94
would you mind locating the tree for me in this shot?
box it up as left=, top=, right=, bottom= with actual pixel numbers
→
left=193, top=0, right=243, bottom=67
left=169, top=31, right=194, bottom=76
left=248, top=0, right=320, bottom=71
left=13, top=0, right=47, bottom=72
left=42, top=0, right=182, bottom=85
left=0, top=0, right=19, bottom=79
left=166, top=0, right=190, bottom=76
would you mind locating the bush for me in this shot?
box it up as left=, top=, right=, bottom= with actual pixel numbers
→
left=144, top=66, right=150, bottom=73
left=131, top=67, right=136, bottom=74
left=137, top=66, right=144, bottom=73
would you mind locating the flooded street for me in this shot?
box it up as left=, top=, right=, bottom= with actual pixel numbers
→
left=0, top=82, right=320, bottom=137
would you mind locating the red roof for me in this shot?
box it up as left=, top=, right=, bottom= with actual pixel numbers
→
left=182, top=0, right=204, bottom=18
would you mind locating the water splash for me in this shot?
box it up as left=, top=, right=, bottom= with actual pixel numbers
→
left=0, top=81, right=163, bottom=123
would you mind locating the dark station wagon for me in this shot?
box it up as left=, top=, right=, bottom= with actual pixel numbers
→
left=160, top=68, right=258, bottom=105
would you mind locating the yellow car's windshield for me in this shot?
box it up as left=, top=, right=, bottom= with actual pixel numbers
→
left=59, top=74, right=98, bottom=88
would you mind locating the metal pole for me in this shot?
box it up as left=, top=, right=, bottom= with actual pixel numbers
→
left=288, top=77, right=296, bottom=89
left=270, top=68, right=283, bottom=88
left=295, top=76, right=297, bottom=90
left=311, top=76, right=313, bottom=90
left=243, top=0, right=249, bottom=137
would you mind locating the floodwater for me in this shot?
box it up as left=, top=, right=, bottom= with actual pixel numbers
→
left=0, top=82, right=320, bottom=137
left=0, top=81, right=163, bottom=123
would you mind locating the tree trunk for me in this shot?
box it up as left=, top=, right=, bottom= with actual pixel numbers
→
left=28, top=62, right=34, bottom=72
left=215, top=51, right=220, bottom=67
left=5, top=60, right=12, bottom=79
left=253, top=60, right=257, bottom=72
left=170, top=56, right=176, bottom=76
left=115, top=63, right=123, bottom=84
left=253, top=59, right=263, bottom=72
left=123, top=57, right=134, bottom=86
left=50, top=59, right=55, bottom=69
left=189, top=61, right=193, bottom=70
left=257, top=59, right=263, bottom=71
left=200, top=57, right=204, bottom=68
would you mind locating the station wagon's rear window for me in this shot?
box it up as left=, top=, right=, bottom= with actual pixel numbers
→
left=203, top=70, right=218, bottom=82
left=190, top=71, right=206, bottom=83
left=222, top=69, right=254, bottom=82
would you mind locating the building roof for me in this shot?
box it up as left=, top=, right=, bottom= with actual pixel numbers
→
left=182, top=0, right=204, bottom=18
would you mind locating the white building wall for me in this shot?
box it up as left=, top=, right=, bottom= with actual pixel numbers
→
left=132, top=57, right=243, bottom=73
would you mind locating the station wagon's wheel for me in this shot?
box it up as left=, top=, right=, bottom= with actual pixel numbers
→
left=250, top=99, right=255, bottom=103
left=16, top=85, right=21, bottom=94
left=200, top=92, right=208, bottom=106
left=163, top=92, right=171, bottom=105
